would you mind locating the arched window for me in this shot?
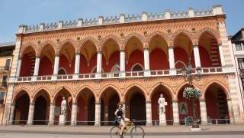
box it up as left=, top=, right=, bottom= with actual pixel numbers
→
left=111, top=63, right=120, bottom=73
left=58, top=68, right=66, bottom=75
left=132, top=64, right=143, bottom=71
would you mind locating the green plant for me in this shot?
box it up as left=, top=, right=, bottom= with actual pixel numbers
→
left=183, top=87, right=201, bottom=99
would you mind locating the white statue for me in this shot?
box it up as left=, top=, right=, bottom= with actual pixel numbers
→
left=158, top=94, right=167, bottom=113
left=61, top=97, right=67, bottom=115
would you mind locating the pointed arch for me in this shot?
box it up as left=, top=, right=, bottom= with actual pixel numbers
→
left=101, top=35, right=121, bottom=50
left=79, top=37, right=99, bottom=52
left=124, top=84, right=147, bottom=101
left=149, top=83, right=174, bottom=99
left=13, top=89, right=31, bottom=103
left=123, top=33, right=145, bottom=49
left=75, top=86, right=97, bottom=102
left=175, top=82, right=201, bottom=99
left=146, top=31, right=169, bottom=46
left=38, top=40, right=56, bottom=56
left=172, top=30, right=193, bottom=47
left=203, top=81, right=230, bottom=99
left=53, top=86, right=73, bottom=101
left=20, top=44, right=37, bottom=58
left=32, top=87, right=51, bottom=103
left=197, top=28, right=221, bottom=45
left=58, top=39, right=77, bottom=55
left=98, top=85, right=121, bottom=101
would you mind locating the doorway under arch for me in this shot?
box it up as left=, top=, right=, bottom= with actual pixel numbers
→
left=100, top=87, right=120, bottom=126
left=13, top=92, right=30, bottom=125
left=205, top=83, right=229, bottom=124
left=125, top=87, right=146, bottom=125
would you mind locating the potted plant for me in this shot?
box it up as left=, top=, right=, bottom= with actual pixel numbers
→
left=183, top=86, right=201, bottom=128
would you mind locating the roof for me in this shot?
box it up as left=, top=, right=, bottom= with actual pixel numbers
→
left=0, top=42, right=15, bottom=48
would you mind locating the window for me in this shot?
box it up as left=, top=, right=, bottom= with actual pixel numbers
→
left=1, top=76, right=7, bottom=87
left=241, top=78, right=244, bottom=92
left=4, top=59, right=11, bottom=71
left=235, top=43, right=242, bottom=51
left=238, top=58, right=244, bottom=69
left=0, top=92, right=5, bottom=104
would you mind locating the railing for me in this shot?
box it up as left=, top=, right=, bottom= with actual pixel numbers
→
left=57, top=74, right=73, bottom=80
left=150, top=70, right=170, bottom=76
left=79, top=73, right=96, bottom=79
left=17, top=76, right=32, bottom=82
left=0, top=66, right=10, bottom=72
left=36, top=75, right=52, bottom=81
left=14, top=67, right=230, bottom=83
left=125, top=71, right=144, bottom=77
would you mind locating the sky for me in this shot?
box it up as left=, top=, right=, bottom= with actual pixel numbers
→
left=0, top=0, right=243, bottom=43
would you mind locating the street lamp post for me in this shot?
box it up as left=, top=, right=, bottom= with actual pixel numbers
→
left=181, top=60, right=202, bottom=128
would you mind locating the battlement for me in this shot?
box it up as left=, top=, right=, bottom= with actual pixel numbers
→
left=18, top=5, right=224, bottom=34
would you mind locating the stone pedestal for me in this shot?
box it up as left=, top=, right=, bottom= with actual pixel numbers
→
left=59, top=115, right=66, bottom=125
left=159, top=112, right=166, bottom=126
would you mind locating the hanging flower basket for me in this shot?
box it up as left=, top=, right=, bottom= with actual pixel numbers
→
left=183, top=87, right=201, bottom=99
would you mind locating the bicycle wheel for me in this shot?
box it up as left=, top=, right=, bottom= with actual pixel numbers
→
left=110, top=126, right=121, bottom=138
left=130, top=126, right=145, bottom=138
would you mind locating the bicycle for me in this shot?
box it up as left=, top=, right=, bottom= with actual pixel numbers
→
left=110, top=119, right=145, bottom=138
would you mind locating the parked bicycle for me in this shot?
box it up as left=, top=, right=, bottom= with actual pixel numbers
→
left=110, top=119, right=145, bottom=138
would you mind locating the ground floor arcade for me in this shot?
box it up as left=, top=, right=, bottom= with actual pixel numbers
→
left=5, top=75, right=241, bottom=126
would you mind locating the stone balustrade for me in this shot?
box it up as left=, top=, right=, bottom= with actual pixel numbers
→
left=18, top=5, right=224, bottom=34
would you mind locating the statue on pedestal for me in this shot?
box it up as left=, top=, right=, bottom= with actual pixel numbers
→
left=59, top=96, right=67, bottom=125
left=158, top=94, right=167, bottom=126
left=61, top=97, right=67, bottom=115
left=158, top=94, right=167, bottom=113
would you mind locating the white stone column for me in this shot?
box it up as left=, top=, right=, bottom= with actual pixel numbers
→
left=143, top=48, right=150, bottom=76
left=172, top=100, right=179, bottom=125
left=71, top=103, right=77, bottom=126
left=193, top=45, right=201, bottom=68
left=52, top=55, right=60, bottom=80
left=120, top=50, right=125, bottom=77
left=73, top=53, right=80, bottom=79
left=200, top=100, right=208, bottom=124
left=9, top=103, right=16, bottom=125
left=16, top=58, right=22, bottom=77
left=96, top=51, right=102, bottom=78
left=32, top=56, right=40, bottom=81
left=27, top=103, right=35, bottom=125
left=168, top=47, right=176, bottom=75
left=94, top=102, right=101, bottom=126
left=227, top=99, right=234, bottom=124
left=48, top=103, right=55, bottom=126
left=146, top=101, right=152, bottom=126
left=218, top=45, right=226, bottom=67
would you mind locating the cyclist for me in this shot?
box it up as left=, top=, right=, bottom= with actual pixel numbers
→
left=114, top=103, right=129, bottom=136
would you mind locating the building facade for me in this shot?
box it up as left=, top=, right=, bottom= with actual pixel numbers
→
left=0, top=42, right=14, bottom=124
left=231, top=28, right=244, bottom=121
left=2, top=5, right=243, bottom=126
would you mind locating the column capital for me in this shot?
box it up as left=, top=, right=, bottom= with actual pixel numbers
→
left=172, top=100, right=178, bottom=103
left=146, top=101, right=152, bottom=104
left=168, top=46, right=174, bottom=49
left=75, top=52, right=80, bottom=55
left=193, top=45, right=199, bottom=48
left=95, top=102, right=101, bottom=104
left=143, top=42, right=149, bottom=49
left=200, top=99, right=206, bottom=102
